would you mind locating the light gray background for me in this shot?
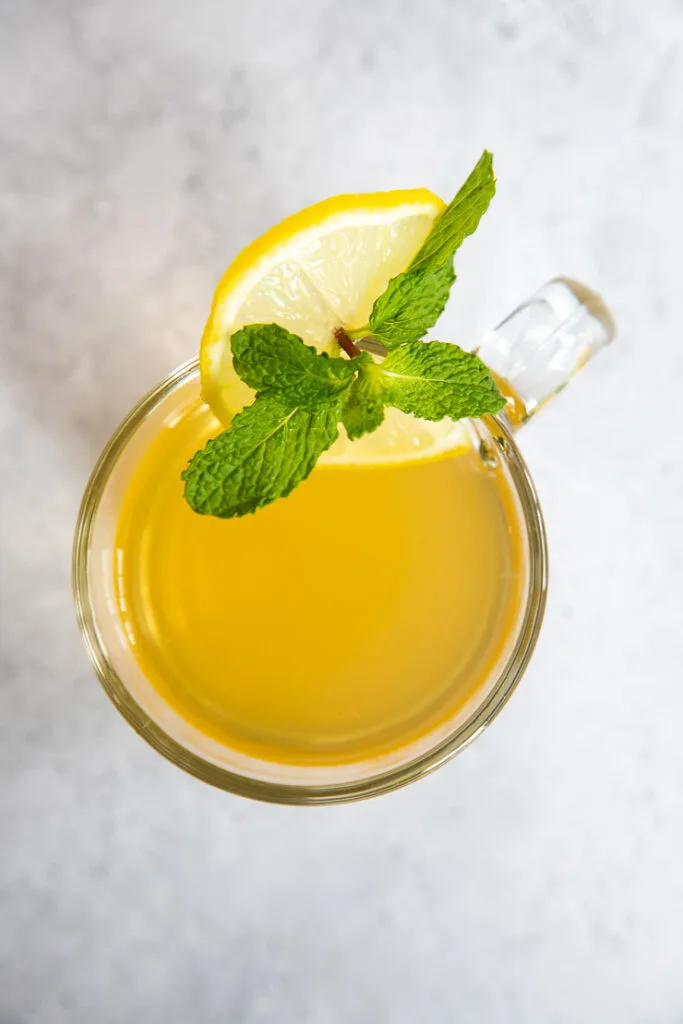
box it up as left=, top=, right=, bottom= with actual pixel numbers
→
left=2, top=1, right=683, bottom=1021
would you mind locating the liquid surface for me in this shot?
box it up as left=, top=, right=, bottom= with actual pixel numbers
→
left=115, top=395, right=527, bottom=766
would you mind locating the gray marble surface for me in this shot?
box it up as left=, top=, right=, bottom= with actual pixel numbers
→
left=2, top=1, right=683, bottom=1021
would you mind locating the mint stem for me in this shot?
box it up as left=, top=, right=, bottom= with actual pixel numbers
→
left=334, top=327, right=361, bottom=359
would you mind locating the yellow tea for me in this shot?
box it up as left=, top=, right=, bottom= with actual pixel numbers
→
left=114, top=390, right=527, bottom=767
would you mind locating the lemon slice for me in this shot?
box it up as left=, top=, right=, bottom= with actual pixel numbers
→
left=320, top=406, right=471, bottom=466
left=200, top=188, right=471, bottom=465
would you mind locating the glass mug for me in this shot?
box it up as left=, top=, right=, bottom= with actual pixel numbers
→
left=72, top=279, right=615, bottom=803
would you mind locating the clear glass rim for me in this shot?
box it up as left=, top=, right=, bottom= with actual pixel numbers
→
left=72, top=358, right=548, bottom=805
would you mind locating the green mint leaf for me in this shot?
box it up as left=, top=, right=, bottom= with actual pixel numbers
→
left=409, top=150, right=495, bottom=272
left=232, top=323, right=356, bottom=408
left=380, top=341, right=505, bottom=421
left=368, top=262, right=455, bottom=349
left=340, top=359, right=386, bottom=439
left=182, top=394, right=339, bottom=518
left=362, top=152, right=494, bottom=351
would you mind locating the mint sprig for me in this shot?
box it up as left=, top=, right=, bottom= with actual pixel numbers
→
left=183, top=151, right=504, bottom=518
left=183, top=330, right=504, bottom=517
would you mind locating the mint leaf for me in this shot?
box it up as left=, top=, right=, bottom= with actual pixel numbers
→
left=362, top=152, right=495, bottom=351
left=368, top=262, right=455, bottom=349
left=409, top=151, right=495, bottom=272
left=232, top=323, right=356, bottom=408
left=380, top=341, right=505, bottom=421
left=340, top=359, right=386, bottom=439
left=182, top=394, right=339, bottom=518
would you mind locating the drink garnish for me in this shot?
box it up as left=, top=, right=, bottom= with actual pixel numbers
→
left=183, top=152, right=504, bottom=518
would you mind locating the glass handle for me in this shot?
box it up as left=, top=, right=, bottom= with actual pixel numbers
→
left=474, top=278, right=616, bottom=428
